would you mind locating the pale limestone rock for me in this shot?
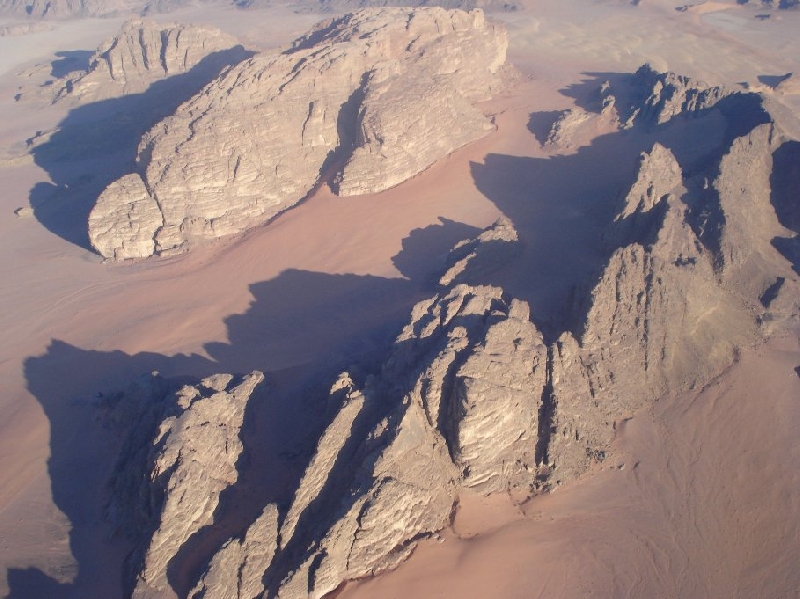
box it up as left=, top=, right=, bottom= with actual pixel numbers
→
left=89, top=8, right=507, bottom=259
left=88, top=174, right=163, bottom=260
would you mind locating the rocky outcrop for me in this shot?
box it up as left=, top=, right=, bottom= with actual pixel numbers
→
left=101, top=66, right=800, bottom=598
left=51, top=20, right=246, bottom=103
left=543, top=108, right=593, bottom=148
left=88, top=8, right=507, bottom=259
left=15, top=20, right=247, bottom=105
left=543, top=118, right=800, bottom=481
left=239, top=279, right=545, bottom=599
left=104, top=371, right=265, bottom=598
left=189, top=504, right=279, bottom=599
left=106, top=220, right=546, bottom=598
left=618, top=64, right=730, bottom=126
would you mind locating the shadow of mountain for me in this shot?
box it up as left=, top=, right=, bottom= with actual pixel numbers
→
left=471, top=73, right=772, bottom=341
left=28, top=46, right=253, bottom=252
left=12, top=218, right=477, bottom=599
left=50, top=50, right=94, bottom=79
left=526, top=110, right=563, bottom=145
left=770, top=139, right=800, bottom=273
left=758, top=73, right=792, bottom=89
left=391, top=217, right=481, bottom=286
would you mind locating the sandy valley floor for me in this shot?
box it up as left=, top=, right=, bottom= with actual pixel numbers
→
left=0, top=0, right=799, bottom=597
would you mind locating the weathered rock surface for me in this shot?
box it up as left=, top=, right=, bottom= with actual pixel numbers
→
left=53, top=19, right=246, bottom=103
left=88, top=174, right=163, bottom=260
left=189, top=504, right=279, bottom=599
left=104, top=371, right=264, bottom=599
left=617, top=63, right=730, bottom=126
left=102, top=67, right=800, bottom=599
left=544, top=116, right=800, bottom=481
left=544, top=107, right=593, bottom=148
left=16, top=20, right=247, bottom=105
left=88, top=8, right=507, bottom=259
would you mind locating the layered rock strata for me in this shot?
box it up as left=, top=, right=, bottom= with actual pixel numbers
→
left=87, top=8, right=507, bottom=260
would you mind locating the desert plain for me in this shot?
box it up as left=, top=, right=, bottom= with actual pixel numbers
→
left=0, top=0, right=799, bottom=597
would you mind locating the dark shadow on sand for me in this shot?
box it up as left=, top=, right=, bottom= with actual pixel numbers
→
left=770, top=139, right=800, bottom=273
left=50, top=51, right=94, bottom=79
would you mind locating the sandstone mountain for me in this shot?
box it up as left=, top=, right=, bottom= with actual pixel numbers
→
left=16, top=19, right=248, bottom=105
left=87, top=8, right=507, bottom=260
left=98, top=65, right=799, bottom=598
left=60, top=19, right=246, bottom=103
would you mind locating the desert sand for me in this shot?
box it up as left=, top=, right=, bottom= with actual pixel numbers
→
left=0, top=0, right=798, bottom=597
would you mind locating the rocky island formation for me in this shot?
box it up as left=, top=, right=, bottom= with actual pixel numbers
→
left=86, top=7, right=507, bottom=259
left=101, top=58, right=799, bottom=593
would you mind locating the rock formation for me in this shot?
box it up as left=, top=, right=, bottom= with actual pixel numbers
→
left=55, top=19, right=246, bottom=103
left=104, top=371, right=265, bottom=598
left=100, top=65, right=800, bottom=598
left=87, top=8, right=507, bottom=259
left=15, top=20, right=247, bottom=105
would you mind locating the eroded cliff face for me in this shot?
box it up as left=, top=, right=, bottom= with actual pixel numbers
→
left=53, top=19, right=247, bottom=103
left=104, top=372, right=265, bottom=599
left=87, top=7, right=507, bottom=260
left=100, top=65, right=799, bottom=598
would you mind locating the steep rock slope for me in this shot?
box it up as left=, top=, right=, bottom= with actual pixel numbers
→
left=105, top=372, right=265, bottom=599
left=88, top=8, right=507, bottom=260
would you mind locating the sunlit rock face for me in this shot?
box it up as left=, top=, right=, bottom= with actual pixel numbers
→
left=88, top=7, right=507, bottom=260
